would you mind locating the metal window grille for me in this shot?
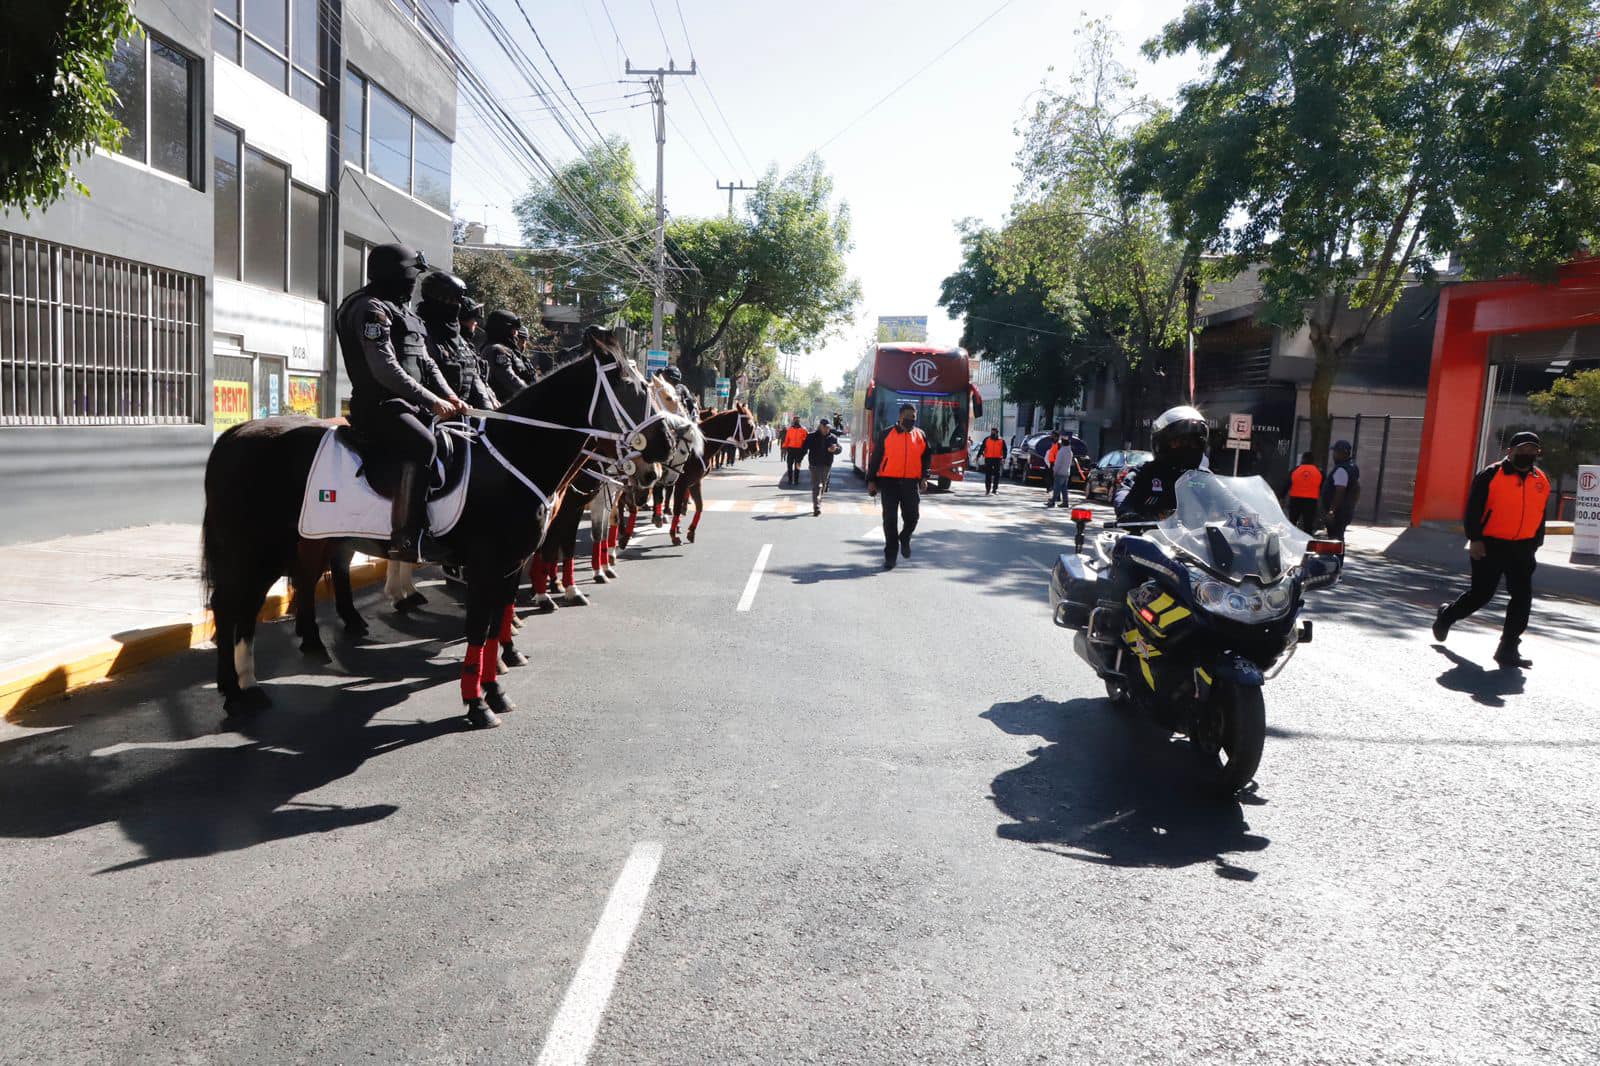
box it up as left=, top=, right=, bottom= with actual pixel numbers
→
left=0, top=232, right=202, bottom=425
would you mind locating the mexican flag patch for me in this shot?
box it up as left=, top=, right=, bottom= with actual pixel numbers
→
left=318, top=489, right=336, bottom=503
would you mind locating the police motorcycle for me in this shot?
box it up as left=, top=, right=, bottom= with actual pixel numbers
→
left=1049, top=471, right=1344, bottom=793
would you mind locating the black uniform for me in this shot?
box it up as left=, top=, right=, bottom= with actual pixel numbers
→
left=420, top=300, right=498, bottom=411
left=483, top=340, right=537, bottom=398
left=335, top=286, right=453, bottom=468
left=1115, top=458, right=1187, bottom=520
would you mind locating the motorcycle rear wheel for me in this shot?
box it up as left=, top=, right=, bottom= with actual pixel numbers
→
left=1208, top=682, right=1266, bottom=794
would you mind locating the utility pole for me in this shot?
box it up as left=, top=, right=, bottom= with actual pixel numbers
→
left=626, top=59, right=697, bottom=352
left=716, top=179, right=754, bottom=217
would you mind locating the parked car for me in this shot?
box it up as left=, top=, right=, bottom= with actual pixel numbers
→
left=1009, top=433, right=1093, bottom=487
left=1082, top=449, right=1153, bottom=501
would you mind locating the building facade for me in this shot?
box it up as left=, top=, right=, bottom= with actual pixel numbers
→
left=0, top=0, right=456, bottom=545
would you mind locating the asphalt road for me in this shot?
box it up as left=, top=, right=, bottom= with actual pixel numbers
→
left=2, top=453, right=1597, bottom=1064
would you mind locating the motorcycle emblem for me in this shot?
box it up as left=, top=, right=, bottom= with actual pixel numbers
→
left=908, top=358, right=937, bottom=387
left=1224, top=509, right=1264, bottom=537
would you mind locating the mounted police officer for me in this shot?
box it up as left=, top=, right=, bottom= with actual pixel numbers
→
left=417, top=272, right=499, bottom=411
left=335, top=243, right=467, bottom=562
left=661, top=364, right=699, bottom=419
left=482, top=310, right=537, bottom=398
left=459, top=298, right=486, bottom=350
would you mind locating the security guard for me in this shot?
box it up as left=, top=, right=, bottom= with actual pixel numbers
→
left=1433, top=431, right=1549, bottom=669
left=1287, top=451, right=1323, bottom=532
left=1321, top=439, right=1361, bottom=540
left=482, top=310, right=537, bottom=398
left=1116, top=405, right=1210, bottom=519
left=417, top=272, right=498, bottom=412
left=981, top=427, right=1007, bottom=495
left=867, top=403, right=931, bottom=569
left=335, top=243, right=467, bottom=561
left=782, top=416, right=809, bottom=486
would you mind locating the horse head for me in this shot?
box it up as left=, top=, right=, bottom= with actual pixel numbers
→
left=579, top=327, right=700, bottom=488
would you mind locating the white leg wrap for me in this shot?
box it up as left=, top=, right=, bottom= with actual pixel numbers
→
left=233, top=638, right=257, bottom=690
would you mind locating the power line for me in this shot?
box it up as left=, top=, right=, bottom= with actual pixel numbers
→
left=669, top=0, right=758, bottom=174
left=646, top=0, right=675, bottom=59
left=813, top=0, right=1025, bottom=154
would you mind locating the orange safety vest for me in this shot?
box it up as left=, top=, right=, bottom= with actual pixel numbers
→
left=1481, top=466, right=1550, bottom=541
left=1289, top=464, right=1323, bottom=499
left=877, top=427, right=929, bottom=479
left=1046, top=442, right=1060, bottom=465
left=983, top=437, right=1005, bottom=459
left=783, top=427, right=807, bottom=449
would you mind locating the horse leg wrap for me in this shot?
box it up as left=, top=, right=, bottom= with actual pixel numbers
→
left=481, top=637, right=500, bottom=689
left=562, top=558, right=576, bottom=590
left=531, top=559, right=549, bottom=595
left=690, top=511, right=703, bottom=532
left=499, top=604, right=516, bottom=643
left=591, top=541, right=602, bottom=574
left=460, top=643, right=484, bottom=702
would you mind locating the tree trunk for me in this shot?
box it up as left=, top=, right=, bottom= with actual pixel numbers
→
left=1307, top=332, right=1340, bottom=469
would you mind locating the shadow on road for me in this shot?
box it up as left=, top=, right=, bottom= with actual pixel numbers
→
left=982, top=694, right=1268, bottom=880
left=0, top=623, right=469, bottom=873
left=1431, top=645, right=1527, bottom=708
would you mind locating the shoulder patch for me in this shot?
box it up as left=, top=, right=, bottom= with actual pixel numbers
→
left=362, top=321, right=384, bottom=340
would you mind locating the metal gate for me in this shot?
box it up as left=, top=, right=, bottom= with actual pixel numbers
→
left=1290, top=415, right=1426, bottom=526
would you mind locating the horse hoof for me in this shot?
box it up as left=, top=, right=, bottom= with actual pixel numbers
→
left=687, top=528, right=697, bottom=543
left=564, top=588, right=588, bottom=606
left=535, top=595, right=559, bottom=614
left=670, top=534, right=682, bottom=546
left=393, top=591, right=427, bottom=614
left=342, top=615, right=369, bottom=636
left=603, top=565, right=619, bottom=579
left=464, top=698, right=502, bottom=729
left=484, top=682, right=517, bottom=715
left=501, top=645, right=530, bottom=668
left=652, top=515, right=664, bottom=527
left=300, top=640, right=331, bottom=662
left=225, top=686, right=271, bottom=715
left=594, top=571, right=609, bottom=585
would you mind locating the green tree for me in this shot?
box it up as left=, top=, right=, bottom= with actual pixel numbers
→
left=2, top=2, right=139, bottom=212
left=512, top=138, right=652, bottom=310
left=668, top=155, right=859, bottom=393
left=451, top=249, right=549, bottom=344
left=997, top=21, right=1196, bottom=431
left=1131, top=0, right=1600, bottom=462
left=1529, top=369, right=1600, bottom=482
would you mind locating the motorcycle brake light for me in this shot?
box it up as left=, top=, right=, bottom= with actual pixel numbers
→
left=1070, top=508, right=1094, bottom=522
left=1138, top=607, right=1157, bottom=623
left=1308, top=539, right=1344, bottom=555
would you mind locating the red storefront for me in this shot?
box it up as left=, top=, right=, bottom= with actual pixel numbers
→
left=1413, top=257, right=1600, bottom=524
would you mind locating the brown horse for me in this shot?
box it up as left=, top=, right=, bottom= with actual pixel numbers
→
left=669, top=404, right=757, bottom=546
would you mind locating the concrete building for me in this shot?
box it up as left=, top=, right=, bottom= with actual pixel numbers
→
left=0, top=0, right=456, bottom=545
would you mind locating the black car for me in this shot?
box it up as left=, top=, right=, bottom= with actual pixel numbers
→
left=1082, top=449, right=1153, bottom=501
left=1005, top=433, right=1054, bottom=484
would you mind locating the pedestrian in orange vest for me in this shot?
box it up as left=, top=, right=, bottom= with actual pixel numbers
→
left=1286, top=451, right=1322, bottom=533
left=1432, top=431, right=1549, bottom=669
left=781, top=417, right=809, bottom=487
left=867, top=403, right=931, bottom=570
left=980, top=428, right=1007, bottom=495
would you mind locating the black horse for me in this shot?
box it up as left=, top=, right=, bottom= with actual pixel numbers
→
left=202, top=327, right=694, bottom=728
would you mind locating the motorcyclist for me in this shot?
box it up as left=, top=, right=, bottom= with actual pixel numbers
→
left=417, top=272, right=499, bottom=412
left=661, top=364, right=699, bottom=419
left=335, top=243, right=467, bottom=562
left=481, top=310, right=537, bottom=398
left=1115, top=406, right=1211, bottom=520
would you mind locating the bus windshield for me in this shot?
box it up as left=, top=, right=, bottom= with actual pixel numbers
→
left=875, top=386, right=968, bottom=452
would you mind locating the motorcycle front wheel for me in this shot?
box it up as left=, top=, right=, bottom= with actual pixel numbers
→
left=1206, top=681, right=1266, bottom=794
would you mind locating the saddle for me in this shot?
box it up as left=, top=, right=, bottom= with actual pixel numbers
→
left=298, top=426, right=471, bottom=541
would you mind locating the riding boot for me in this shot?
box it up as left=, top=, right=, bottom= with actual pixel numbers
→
left=388, top=461, right=429, bottom=563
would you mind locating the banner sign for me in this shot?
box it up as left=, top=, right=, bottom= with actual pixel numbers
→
left=716, top=376, right=730, bottom=401
left=213, top=379, right=251, bottom=437
left=647, top=349, right=670, bottom=374
left=287, top=374, right=321, bottom=417
left=876, top=315, right=928, bottom=343
left=1574, top=465, right=1600, bottom=563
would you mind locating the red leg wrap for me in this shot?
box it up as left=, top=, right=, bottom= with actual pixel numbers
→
left=671, top=514, right=681, bottom=535
left=562, top=558, right=576, bottom=588
left=460, top=643, right=484, bottom=701
left=482, top=637, right=500, bottom=687
left=499, top=604, right=516, bottom=643
left=626, top=511, right=639, bottom=539
left=690, top=510, right=704, bottom=532
left=532, top=559, right=549, bottom=595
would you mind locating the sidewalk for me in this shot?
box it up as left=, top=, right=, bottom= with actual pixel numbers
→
left=1343, top=524, right=1600, bottom=603
left=0, top=525, right=385, bottom=720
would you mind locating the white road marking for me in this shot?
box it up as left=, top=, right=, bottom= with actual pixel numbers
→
left=859, top=524, right=883, bottom=541
left=534, top=842, right=665, bottom=1066
left=750, top=500, right=777, bottom=513
left=736, top=544, right=773, bottom=612
left=704, top=499, right=735, bottom=511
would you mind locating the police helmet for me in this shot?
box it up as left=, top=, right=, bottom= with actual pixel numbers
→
left=1151, top=405, right=1209, bottom=453
left=420, top=271, right=468, bottom=306
left=367, top=244, right=427, bottom=285
left=460, top=299, right=484, bottom=323
left=663, top=365, right=683, bottom=384
left=484, top=309, right=521, bottom=344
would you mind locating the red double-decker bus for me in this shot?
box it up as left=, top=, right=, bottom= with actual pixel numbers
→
left=849, top=343, right=982, bottom=490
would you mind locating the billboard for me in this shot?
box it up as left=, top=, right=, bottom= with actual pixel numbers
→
left=213, top=379, right=251, bottom=438
left=876, top=315, right=928, bottom=343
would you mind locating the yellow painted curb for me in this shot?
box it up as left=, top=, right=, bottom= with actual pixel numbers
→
left=0, top=559, right=389, bottom=722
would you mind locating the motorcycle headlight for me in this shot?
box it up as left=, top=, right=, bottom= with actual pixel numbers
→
left=1195, top=579, right=1294, bottom=623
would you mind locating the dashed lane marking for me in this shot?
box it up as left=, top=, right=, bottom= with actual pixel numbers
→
left=736, top=544, right=773, bottom=612
left=534, top=842, right=665, bottom=1066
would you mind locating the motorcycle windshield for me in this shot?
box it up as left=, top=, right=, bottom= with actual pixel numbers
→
left=1156, top=471, right=1311, bottom=582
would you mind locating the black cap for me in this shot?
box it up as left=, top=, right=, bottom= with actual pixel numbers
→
left=899, top=402, right=916, bottom=414
left=1333, top=439, right=1353, bottom=453
left=663, top=365, right=683, bottom=383
left=1508, top=430, right=1542, bottom=448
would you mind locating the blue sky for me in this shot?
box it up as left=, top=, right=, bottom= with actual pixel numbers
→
left=451, top=0, right=1204, bottom=388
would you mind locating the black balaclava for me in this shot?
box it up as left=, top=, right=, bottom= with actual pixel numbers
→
left=366, top=243, right=425, bottom=305
left=418, top=298, right=460, bottom=336
left=484, top=310, right=521, bottom=347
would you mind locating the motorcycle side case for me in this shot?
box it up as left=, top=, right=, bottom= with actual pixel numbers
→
left=1050, top=553, right=1099, bottom=629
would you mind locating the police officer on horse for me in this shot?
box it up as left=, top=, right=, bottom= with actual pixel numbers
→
left=662, top=364, right=699, bottom=419
left=418, top=272, right=499, bottom=411
left=335, top=243, right=468, bottom=562
left=482, top=310, right=538, bottom=398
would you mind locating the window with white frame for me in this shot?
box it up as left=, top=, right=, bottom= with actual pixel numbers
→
left=213, top=0, right=324, bottom=111
left=343, top=68, right=452, bottom=214
left=214, top=122, right=326, bottom=300
left=107, top=27, right=199, bottom=186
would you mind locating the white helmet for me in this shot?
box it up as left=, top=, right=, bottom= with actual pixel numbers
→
left=1151, top=405, right=1209, bottom=453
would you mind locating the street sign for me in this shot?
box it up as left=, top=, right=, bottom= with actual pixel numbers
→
left=646, top=349, right=669, bottom=374
left=1574, top=465, right=1600, bottom=563
left=716, top=376, right=731, bottom=401
left=1226, top=412, right=1252, bottom=448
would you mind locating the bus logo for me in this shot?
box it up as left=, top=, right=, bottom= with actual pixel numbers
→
left=908, top=358, right=937, bottom=387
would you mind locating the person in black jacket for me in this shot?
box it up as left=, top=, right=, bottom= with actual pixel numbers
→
left=1432, top=432, right=1551, bottom=669
left=805, top=418, right=843, bottom=515
left=418, top=272, right=499, bottom=412
left=481, top=310, right=536, bottom=398
left=1115, top=405, right=1209, bottom=519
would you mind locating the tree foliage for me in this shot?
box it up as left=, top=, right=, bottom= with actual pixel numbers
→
left=451, top=249, right=550, bottom=344
left=1529, top=369, right=1600, bottom=480
left=1130, top=0, right=1600, bottom=459
left=1, top=2, right=139, bottom=213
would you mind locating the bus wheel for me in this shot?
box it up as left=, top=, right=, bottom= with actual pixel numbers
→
left=936, top=477, right=952, bottom=493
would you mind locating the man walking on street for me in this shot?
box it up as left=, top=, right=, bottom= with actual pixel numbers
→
left=782, top=417, right=808, bottom=486
left=1432, top=432, right=1550, bottom=669
left=1287, top=451, right=1322, bottom=532
left=1321, top=439, right=1361, bottom=540
left=980, top=428, right=1006, bottom=495
left=868, top=403, right=930, bottom=570
left=806, top=418, right=842, bottom=515
left=1046, top=432, right=1076, bottom=507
